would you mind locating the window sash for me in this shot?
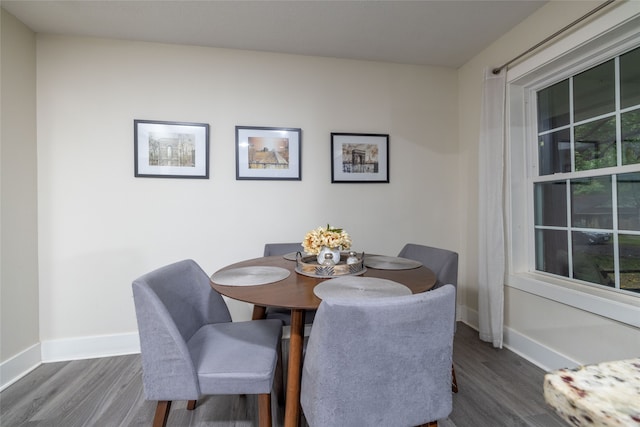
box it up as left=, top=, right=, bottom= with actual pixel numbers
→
left=504, top=10, right=640, bottom=328
left=530, top=48, right=640, bottom=295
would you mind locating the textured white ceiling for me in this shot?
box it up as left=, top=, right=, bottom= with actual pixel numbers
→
left=2, top=0, right=547, bottom=67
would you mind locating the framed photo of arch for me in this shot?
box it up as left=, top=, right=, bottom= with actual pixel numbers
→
left=331, top=133, right=389, bottom=183
left=134, top=119, right=209, bottom=178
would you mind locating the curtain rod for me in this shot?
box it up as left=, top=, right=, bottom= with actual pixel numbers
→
left=492, top=0, right=617, bottom=74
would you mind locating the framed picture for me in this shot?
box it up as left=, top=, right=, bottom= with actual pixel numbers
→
left=134, top=119, right=209, bottom=178
left=331, top=133, right=389, bottom=183
left=236, top=126, right=302, bottom=180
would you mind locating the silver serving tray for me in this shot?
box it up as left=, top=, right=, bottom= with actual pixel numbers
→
left=295, top=265, right=366, bottom=278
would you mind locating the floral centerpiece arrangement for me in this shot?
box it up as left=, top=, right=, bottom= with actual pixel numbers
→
left=303, top=224, right=352, bottom=264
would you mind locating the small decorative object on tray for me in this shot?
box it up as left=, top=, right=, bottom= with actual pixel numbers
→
left=298, top=224, right=364, bottom=277
left=295, top=251, right=366, bottom=278
left=346, top=251, right=359, bottom=264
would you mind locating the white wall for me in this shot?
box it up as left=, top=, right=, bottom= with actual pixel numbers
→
left=5, top=0, right=638, bottom=384
left=458, top=0, right=640, bottom=369
left=0, top=8, right=40, bottom=387
left=35, top=35, right=459, bottom=356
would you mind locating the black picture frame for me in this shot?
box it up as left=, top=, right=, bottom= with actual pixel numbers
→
left=235, top=126, right=302, bottom=180
left=331, top=133, right=389, bottom=183
left=134, top=119, right=209, bottom=178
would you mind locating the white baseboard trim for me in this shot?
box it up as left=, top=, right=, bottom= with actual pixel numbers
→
left=41, top=332, right=140, bottom=363
left=502, top=327, right=579, bottom=372
left=457, top=306, right=579, bottom=372
left=456, top=303, right=478, bottom=329
left=0, top=343, right=41, bottom=392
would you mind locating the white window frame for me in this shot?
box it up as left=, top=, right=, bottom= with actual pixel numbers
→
left=505, top=6, right=640, bottom=328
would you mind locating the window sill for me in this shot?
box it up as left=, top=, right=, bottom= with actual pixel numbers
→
left=507, top=272, right=640, bottom=328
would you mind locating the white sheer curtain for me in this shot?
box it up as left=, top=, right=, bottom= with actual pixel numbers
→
left=478, top=67, right=506, bottom=348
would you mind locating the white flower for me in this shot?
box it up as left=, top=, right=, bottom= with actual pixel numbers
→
left=302, top=224, right=352, bottom=255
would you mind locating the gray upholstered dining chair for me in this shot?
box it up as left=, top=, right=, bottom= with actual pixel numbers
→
left=263, top=242, right=317, bottom=325
left=398, top=243, right=458, bottom=290
left=132, top=259, right=283, bottom=427
left=300, top=284, right=456, bottom=427
left=397, top=243, right=459, bottom=392
left=263, top=242, right=304, bottom=257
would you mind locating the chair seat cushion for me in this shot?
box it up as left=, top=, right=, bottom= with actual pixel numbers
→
left=187, top=319, right=282, bottom=395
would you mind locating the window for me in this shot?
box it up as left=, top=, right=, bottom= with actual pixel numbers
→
left=533, top=46, right=640, bottom=294
left=506, top=11, right=640, bottom=327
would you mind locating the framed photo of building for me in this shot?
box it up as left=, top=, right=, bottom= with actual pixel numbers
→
left=235, top=126, right=302, bottom=180
left=331, top=133, right=389, bottom=183
left=134, top=120, right=209, bottom=178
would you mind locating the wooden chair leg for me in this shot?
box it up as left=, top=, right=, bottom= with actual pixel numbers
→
left=153, top=401, right=171, bottom=427
left=274, top=342, right=285, bottom=406
left=452, top=363, right=459, bottom=393
left=417, top=422, right=438, bottom=427
left=187, top=400, right=197, bottom=410
left=258, top=393, right=272, bottom=427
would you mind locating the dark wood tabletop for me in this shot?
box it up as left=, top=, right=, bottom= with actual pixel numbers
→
left=209, top=254, right=437, bottom=310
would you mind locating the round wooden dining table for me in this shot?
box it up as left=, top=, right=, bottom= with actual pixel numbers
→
left=210, top=254, right=437, bottom=427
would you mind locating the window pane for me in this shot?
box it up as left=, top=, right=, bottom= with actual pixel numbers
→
left=574, top=116, right=617, bottom=171
left=572, top=231, right=614, bottom=287
left=539, top=129, right=571, bottom=175
left=574, top=60, right=615, bottom=122
left=617, top=172, right=640, bottom=231
left=620, top=47, right=640, bottom=109
left=621, top=109, right=640, bottom=165
left=532, top=46, right=640, bottom=295
left=534, top=182, right=567, bottom=226
left=619, top=234, right=640, bottom=293
left=535, top=229, right=568, bottom=276
left=571, top=176, right=613, bottom=229
left=537, top=80, right=569, bottom=132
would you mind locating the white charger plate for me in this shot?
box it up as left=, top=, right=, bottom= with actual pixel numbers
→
left=211, top=266, right=290, bottom=286
left=283, top=251, right=310, bottom=261
left=313, top=276, right=411, bottom=300
left=364, top=255, right=422, bottom=270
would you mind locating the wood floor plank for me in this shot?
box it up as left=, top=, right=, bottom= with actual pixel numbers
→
left=0, top=361, right=70, bottom=426
left=31, top=358, right=130, bottom=426
left=447, top=324, right=566, bottom=427
left=522, top=413, right=569, bottom=427
left=0, top=323, right=567, bottom=427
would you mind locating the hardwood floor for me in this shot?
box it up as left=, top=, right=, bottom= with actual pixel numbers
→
left=0, top=323, right=567, bottom=426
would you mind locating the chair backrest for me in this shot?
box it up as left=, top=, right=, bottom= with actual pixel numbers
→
left=132, top=259, right=232, bottom=400
left=398, top=243, right=458, bottom=288
left=263, top=242, right=304, bottom=256
left=300, top=285, right=456, bottom=427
